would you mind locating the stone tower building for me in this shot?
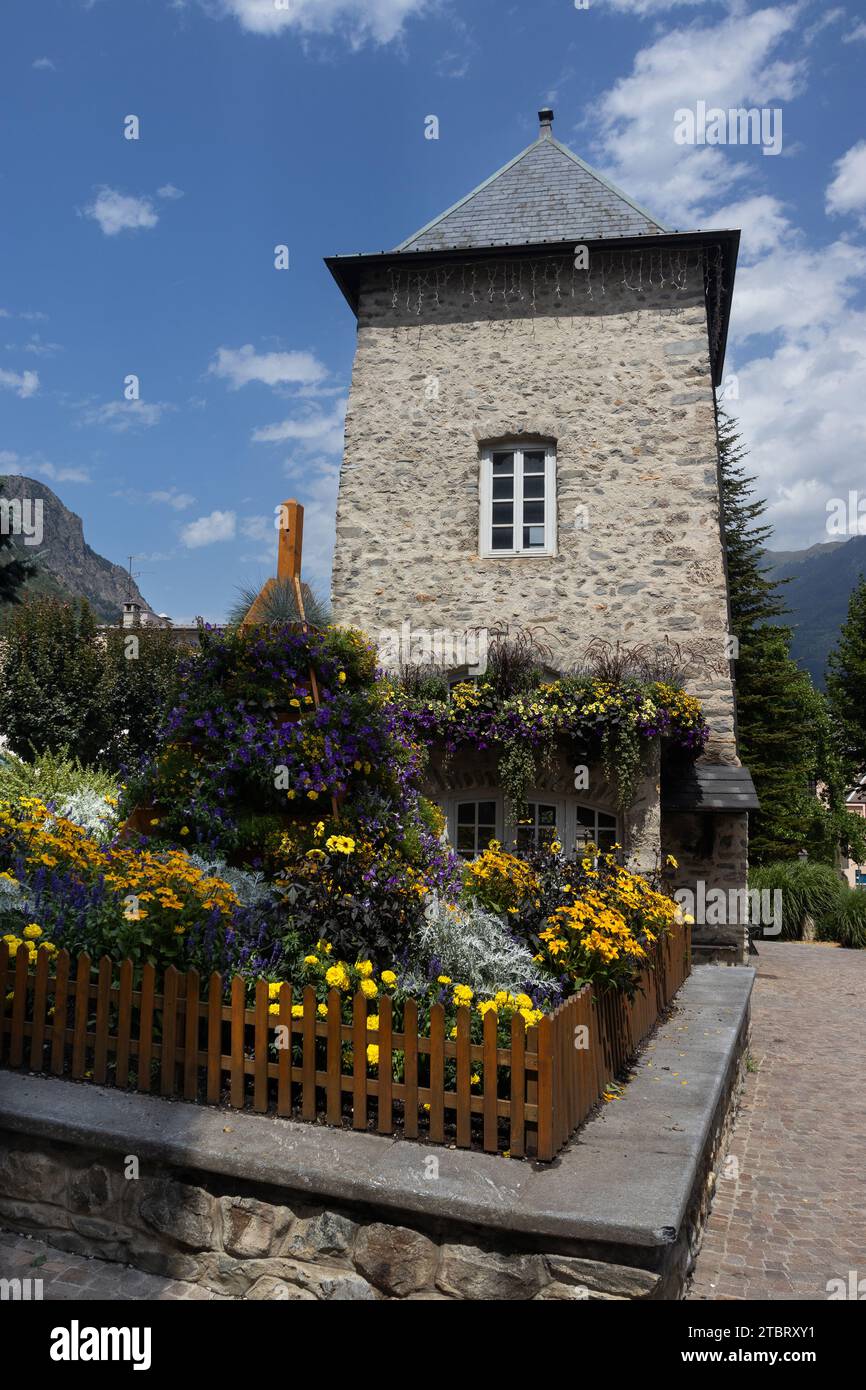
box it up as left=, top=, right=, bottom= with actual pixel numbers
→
left=327, top=110, right=757, bottom=960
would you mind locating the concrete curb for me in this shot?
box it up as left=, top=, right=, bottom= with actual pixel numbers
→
left=0, top=964, right=753, bottom=1253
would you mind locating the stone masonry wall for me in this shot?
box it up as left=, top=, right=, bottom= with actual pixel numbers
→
left=0, top=1136, right=664, bottom=1301
left=332, top=250, right=737, bottom=762
left=663, top=809, right=750, bottom=957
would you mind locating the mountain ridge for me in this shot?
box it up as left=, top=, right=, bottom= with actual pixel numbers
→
left=0, top=475, right=152, bottom=624
left=762, top=534, right=866, bottom=688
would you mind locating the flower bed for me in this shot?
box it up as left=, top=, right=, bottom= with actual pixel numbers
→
left=0, top=622, right=699, bottom=1155
left=0, top=917, right=689, bottom=1159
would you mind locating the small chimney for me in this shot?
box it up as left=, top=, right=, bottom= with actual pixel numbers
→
left=538, top=107, right=554, bottom=138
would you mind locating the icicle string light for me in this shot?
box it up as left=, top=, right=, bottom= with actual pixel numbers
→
left=380, top=248, right=726, bottom=339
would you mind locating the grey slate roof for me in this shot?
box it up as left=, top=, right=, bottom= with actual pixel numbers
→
left=663, top=763, right=760, bottom=813
left=397, top=128, right=668, bottom=252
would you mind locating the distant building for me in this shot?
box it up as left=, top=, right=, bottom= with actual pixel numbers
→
left=101, top=600, right=200, bottom=648
left=843, top=777, right=866, bottom=889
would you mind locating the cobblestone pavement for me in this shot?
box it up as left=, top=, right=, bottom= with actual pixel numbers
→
left=688, top=941, right=866, bottom=1301
left=0, top=1230, right=231, bottom=1301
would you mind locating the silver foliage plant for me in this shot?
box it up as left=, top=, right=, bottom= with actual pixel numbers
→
left=403, top=893, right=553, bottom=1001
left=186, top=853, right=274, bottom=909
left=55, top=789, right=119, bottom=844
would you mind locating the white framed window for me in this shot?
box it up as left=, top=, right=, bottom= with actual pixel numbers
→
left=454, top=798, right=499, bottom=859
left=574, top=805, right=618, bottom=854
left=479, top=443, right=556, bottom=557
left=514, top=800, right=560, bottom=851
left=445, top=793, right=618, bottom=859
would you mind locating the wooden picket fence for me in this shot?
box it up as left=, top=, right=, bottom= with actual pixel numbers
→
left=0, top=921, right=689, bottom=1160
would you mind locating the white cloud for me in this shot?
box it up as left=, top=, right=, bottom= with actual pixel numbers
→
left=17, top=334, right=63, bottom=357
left=82, top=188, right=158, bottom=236
left=82, top=400, right=168, bottom=431
left=729, top=239, right=866, bottom=345
left=32, top=57, right=55, bottom=70
left=157, top=184, right=185, bottom=200
left=592, top=5, right=805, bottom=226
left=826, top=141, right=866, bottom=220
left=0, top=450, right=90, bottom=484
left=240, top=514, right=277, bottom=542
left=209, top=344, right=328, bottom=390
left=719, top=191, right=866, bottom=549
left=598, top=0, right=709, bottom=13
left=0, top=367, right=39, bottom=398
left=149, top=488, right=196, bottom=510
left=252, top=401, right=346, bottom=452
left=843, top=22, right=866, bottom=43
left=181, top=510, right=237, bottom=548
left=217, top=0, right=428, bottom=44
left=710, top=192, right=793, bottom=258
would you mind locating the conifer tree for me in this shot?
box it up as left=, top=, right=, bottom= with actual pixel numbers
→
left=826, top=576, right=866, bottom=783
left=718, top=411, right=863, bottom=863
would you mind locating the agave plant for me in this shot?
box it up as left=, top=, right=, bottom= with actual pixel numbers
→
left=226, top=579, right=331, bottom=629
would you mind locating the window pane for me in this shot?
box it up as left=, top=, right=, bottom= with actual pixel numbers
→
left=492, top=502, right=514, bottom=525
left=491, top=528, right=513, bottom=550
left=492, top=476, right=513, bottom=500
left=576, top=806, right=595, bottom=828
left=478, top=801, right=496, bottom=823
left=537, top=804, right=557, bottom=826
left=523, top=525, right=545, bottom=548
left=515, top=824, right=534, bottom=850
left=523, top=450, right=545, bottom=473
left=598, top=828, right=617, bottom=851
left=456, top=827, right=476, bottom=853
left=598, top=812, right=617, bottom=829
left=492, top=453, right=514, bottom=475
left=523, top=474, right=545, bottom=499
left=457, top=803, right=476, bottom=824
left=523, top=500, right=545, bottom=525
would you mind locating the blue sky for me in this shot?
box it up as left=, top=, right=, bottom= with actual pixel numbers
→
left=2, top=0, right=865, bottom=621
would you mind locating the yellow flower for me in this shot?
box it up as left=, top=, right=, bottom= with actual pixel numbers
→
left=360, top=979, right=377, bottom=999
left=380, top=970, right=397, bottom=987
left=291, top=1004, right=305, bottom=1019
left=303, top=954, right=319, bottom=966
left=268, top=982, right=282, bottom=999
left=180, top=826, right=190, bottom=837
left=666, top=854, right=679, bottom=869
left=326, top=834, right=355, bottom=855
left=366, top=1044, right=379, bottom=1066
left=325, top=963, right=350, bottom=992
left=268, top=1003, right=280, bottom=1017
left=338, top=671, right=346, bottom=683
left=149, top=818, right=160, bottom=827
left=23, top=923, right=43, bottom=940
left=367, top=1014, right=379, bottom=1031
left=307, top=791, right=318, bottom=801
left=437, top=974, right=452, bottom=985
left=356, top=960, right=373, bottom=978
left=453, top=984, right=473, bottom=1007
left=317, top=1003, right=328, bottom=1018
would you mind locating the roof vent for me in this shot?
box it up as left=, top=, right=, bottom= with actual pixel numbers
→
left=538, top=107, right=554, bottom=137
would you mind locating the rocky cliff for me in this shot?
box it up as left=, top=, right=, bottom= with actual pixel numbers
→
left=0, top=475, right=151, bottom=623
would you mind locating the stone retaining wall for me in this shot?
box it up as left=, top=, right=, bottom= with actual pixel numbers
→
left=0, top=1135, right=664, bottom=1301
